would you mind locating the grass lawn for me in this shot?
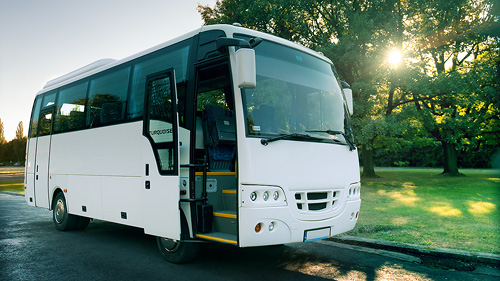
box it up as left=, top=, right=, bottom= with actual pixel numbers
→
left=0, top=166, right=24, bottom=174
left=347, top=168, right=500, bottom=254
left=0, top=167, right=25, bottom=193
left=0, top=180, right=24, bottom=193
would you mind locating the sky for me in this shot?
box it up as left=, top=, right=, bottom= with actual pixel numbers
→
left=0, top=0, right=216, bottom=141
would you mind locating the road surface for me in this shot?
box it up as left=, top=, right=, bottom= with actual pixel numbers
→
left=0, top=193, right=498, bottom=281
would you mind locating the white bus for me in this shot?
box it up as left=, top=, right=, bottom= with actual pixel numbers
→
left=25, top=24, right=361, bottom=263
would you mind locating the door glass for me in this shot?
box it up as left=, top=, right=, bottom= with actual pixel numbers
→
left=38, top=112, right=53, bottom=137
left=145, top=71, right=177, bottom=174
left=29, top=96, right=43, bottom=138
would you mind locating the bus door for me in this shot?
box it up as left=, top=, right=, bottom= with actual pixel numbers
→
left=142, top=69, right=181, bottom=239
left=34, top=108, right=54, bottom=208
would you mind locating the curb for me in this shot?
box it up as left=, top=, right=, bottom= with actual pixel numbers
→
left=329, top=235, right=500, bottom=271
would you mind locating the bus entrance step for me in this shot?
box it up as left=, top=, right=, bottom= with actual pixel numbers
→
left=222, top=189, right=237, bottom=211
left=213, top=210, right=237, bottom=235
left=196, top=232, right=237, bottom=245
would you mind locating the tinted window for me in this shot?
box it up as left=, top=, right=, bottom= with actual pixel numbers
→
left=54, top=82, right=88, bottom=133
left=38, top=111, right=53, bottom=137
left=129, top=42, right=190, bottom=121
left=88, top=67, right=130, bottom=127
left=29, top=96, right=43, bottom=138
left=42, top=91, right=57, bottom=109
left=145, top=71, right=177, bottom=174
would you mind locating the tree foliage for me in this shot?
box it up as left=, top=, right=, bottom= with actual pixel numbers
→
left=0, top=118, right=5, bottom=145
left=198, top=0, right=500, bottom=175
left=0, top=120, right=27, bottom=164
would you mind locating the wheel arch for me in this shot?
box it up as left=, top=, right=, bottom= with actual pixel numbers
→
left=50, top=188, right=64, bottom=211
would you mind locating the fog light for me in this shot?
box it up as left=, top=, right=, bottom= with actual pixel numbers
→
left=263, top=191, right=269, bottom=201
left=269, top=221, right=275, bottom=231
left=255, top=223, right=262, bottom=233
left=273, top=191, right=279, bottom=200
left=250, top=192, right=257, bottom=201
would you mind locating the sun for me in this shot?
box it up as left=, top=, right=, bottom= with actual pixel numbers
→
left=388, top=50, right=402, bottom=67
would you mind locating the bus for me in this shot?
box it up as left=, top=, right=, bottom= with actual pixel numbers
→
left=24, top=24, right=361, bottom=263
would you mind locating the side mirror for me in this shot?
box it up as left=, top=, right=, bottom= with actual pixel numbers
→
left=236, top=48, right=256, bottom=89
left=341, top=81, right=353, bottom=115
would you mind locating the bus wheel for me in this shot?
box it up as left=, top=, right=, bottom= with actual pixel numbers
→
left=156, top=237, right=199, bottom=264
left=52, top=192, right=78, bottom=231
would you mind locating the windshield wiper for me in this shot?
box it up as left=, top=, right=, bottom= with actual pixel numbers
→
left=306, top=129, right=343, bottom=135
left=305, top=130, right=356, bottom=151
left=261, top=133, right=313, bottom=146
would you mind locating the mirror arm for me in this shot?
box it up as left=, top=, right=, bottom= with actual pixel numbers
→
left=216, top=37, right=263, bottom=51
left=216, top=38, right=251, bottom=50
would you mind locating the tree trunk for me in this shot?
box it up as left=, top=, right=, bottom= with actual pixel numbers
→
left=362, top=146, right=378, bottom=177
left=441, top=141, right=464, bottom=176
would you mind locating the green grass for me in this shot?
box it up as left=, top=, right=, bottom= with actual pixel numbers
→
left=0, top=167, right=24, bottom=174
left=0, top=180, right=24, bottom=193
left=0, top=167, right=25, bottom=193
left=347, top=168, right=500, bottom=254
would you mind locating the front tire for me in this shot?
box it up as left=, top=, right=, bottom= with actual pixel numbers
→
left=156, top=212, right=199, bottom=263
left=157, top=237, right=199, bottom=264
left=52, top=192, right=78, bottom=231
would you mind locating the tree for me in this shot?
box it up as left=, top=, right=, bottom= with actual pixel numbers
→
left=0, top=118, right=5, bottom=163
left=11, top=121, right=27, bottom=164
left=398, top=0, right=500, bottom=175
left=0, top=118, right=5, bottom=145
left=15, top=121, right=24, bottom=140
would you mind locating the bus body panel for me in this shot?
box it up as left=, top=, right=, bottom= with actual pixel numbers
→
left=49, top=123, right=144, bottom=177
left=236, top=139, right=360, bottom=247
left=238, top=200, right=360, bottom=247
left=25, top=137, right=37, bottom=206
left=33, top=135, right=51, bottom=209
left=65, top=175, right=102, bottom=219
left=32, top=121, right=181, bottom=239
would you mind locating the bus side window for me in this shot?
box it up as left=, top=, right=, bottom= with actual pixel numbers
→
left=54, top=82, right=88, bottom=133
left=29, top=96, right=43, bottom=138
left=87, top=67, right=130, bottom=127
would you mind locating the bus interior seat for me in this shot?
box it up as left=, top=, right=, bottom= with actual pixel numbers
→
left=101, top=102, right=124, bottom=124
left=203, top=106, right=235, bottom=171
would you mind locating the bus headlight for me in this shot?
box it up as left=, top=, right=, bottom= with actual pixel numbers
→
left=273, top=191, right=279, bottom=201
left=242, top=185, right=287, bottom=207
left=250, top=192, right=257, bottom=201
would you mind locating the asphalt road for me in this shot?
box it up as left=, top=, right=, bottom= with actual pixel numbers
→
left=0, top=193, right=497, bottom=281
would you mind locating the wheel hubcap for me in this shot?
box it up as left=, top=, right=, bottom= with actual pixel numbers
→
left=54, top=199, right=65, bottom=224
left=160, top=238, right=179, bottom=252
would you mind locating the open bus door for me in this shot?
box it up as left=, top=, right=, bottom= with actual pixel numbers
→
left=143, top=69, right=199, bottom=263
left=142, top=69, right=181, bottom=238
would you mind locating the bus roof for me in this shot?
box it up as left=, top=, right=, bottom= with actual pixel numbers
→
left=39, top=24, right=331, bottom=95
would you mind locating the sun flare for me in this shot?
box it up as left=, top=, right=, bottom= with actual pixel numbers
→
left=388, top=50, right=402, bottom=66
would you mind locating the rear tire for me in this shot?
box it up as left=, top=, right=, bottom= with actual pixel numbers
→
left=52, top=192, right=78, bottom=231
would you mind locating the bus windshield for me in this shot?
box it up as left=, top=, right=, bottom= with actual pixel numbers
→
left=241, top=40, right=348, bottom=144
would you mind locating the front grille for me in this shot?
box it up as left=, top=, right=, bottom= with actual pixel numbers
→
left=295, top=190, right=341, bottom=213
